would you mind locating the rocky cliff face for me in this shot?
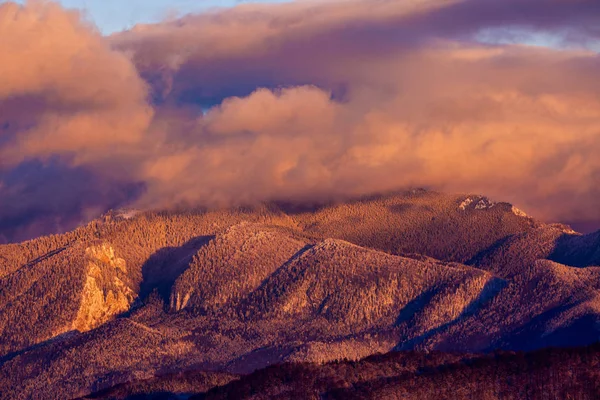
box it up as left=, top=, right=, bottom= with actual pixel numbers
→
left=72, top=243, right=135, bottom=332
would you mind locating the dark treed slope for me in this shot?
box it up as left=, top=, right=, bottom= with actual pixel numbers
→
left=0, top=190, right=599, bottom=399
left=551, top=229, right=600, bottom=268
left=83, top=345, right=600, bottom=400
left=193, top=345, right=600, bottom=400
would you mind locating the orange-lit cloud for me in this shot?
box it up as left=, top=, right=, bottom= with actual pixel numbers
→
left=0, top=1, right=152, bottom=165
left=1, top=0, right=600, bottom=242
left=0, top=1, right=150, bottom=241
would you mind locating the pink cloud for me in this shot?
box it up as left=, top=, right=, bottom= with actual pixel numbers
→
left=2, top=0, right=600, bottom=241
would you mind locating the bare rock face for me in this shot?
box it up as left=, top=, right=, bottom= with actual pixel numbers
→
left=85, top=243, right=128, bottom=273
left=72, top=243, right=136, bottom=332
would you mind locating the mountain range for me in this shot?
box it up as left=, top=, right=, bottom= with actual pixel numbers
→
left=1, top=190, right=599, bottom=399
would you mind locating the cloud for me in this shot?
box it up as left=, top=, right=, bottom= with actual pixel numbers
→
left=0, top=158, right=145, bottom=244
left=0, top=0, right=152, bottom=166
left=0, top=1, right=151, bottom=242
left=2, top=0, right=600, bottom=242
left=116, top=0, right=600, bottom=224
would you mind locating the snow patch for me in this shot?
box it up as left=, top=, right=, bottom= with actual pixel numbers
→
left=511, top=206, right=528, bottom=218
left=116, top=208, right=140, bottom=220
left=560, top=225, right=578, bottom=235
left=459, top=196, right=496, bottom=211
left=459, top=198, right=474, bottom=210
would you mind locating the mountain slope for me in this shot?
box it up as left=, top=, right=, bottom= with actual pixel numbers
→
left=293, top=192, right=538, bottom=262
left=552, top=230, right=600, bottom=268
left=0, top=223, right=504, bottom=399
left=0, top=319, right=195, bottom=400
left=169, top=223, right=309, bottom=313
left=0, top=241, right=137, bottom=357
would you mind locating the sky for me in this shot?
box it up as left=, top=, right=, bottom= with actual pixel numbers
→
left=14, top=0, right=290, bottom=33
left=1, top=0, right=600, bottom=242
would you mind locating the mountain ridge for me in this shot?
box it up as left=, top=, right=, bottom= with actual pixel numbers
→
left=1, top=190, right=599, bottom=399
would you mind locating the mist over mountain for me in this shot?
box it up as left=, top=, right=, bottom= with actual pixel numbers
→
left=1, top=0, right=600, bottom=243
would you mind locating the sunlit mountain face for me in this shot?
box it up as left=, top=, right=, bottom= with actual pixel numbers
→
left=1, top=0, right=600, bottom=398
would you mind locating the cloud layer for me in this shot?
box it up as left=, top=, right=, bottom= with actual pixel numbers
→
left=1, top=0, right=600, bottom=242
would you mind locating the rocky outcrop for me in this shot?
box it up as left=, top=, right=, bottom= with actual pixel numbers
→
left=72, top=243, right=136, bottom=332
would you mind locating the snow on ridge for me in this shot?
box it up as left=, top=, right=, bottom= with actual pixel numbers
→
left=459, top=196, right=533, bottom=219
left=459, top=196, right=496, bottom=211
